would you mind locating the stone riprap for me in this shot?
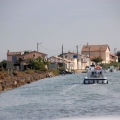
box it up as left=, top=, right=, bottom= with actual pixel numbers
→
left=0, top=72, right=53, bottom=92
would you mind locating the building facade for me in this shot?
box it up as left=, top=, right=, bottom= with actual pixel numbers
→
left=81, top=44, right=118, bottom=64
left=7, top=50, right=47, bottom=70
left=48, top=56, right=74, bottom=70
left=58, top=52, right=90, bottom=69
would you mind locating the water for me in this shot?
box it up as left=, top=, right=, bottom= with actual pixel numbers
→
left=0, top=71, right=120, bottom=120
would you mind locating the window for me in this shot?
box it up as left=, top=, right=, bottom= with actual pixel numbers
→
left=73, top=55, right=77, bottom=58
left=65, top=55, right=67, bottom=58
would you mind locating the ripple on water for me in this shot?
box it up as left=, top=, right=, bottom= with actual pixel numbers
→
left=0, top=73, right=120, bottom=120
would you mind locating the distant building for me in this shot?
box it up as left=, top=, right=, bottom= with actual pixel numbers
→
left=48, top=56, right=74, bottom=70
left=109, top=53, right=118, bottom=63
left=58, top=52, right=90, bottom=69
left=7, top=50, right=47, bottom=70
left=81, top=44, right=118, bottom=63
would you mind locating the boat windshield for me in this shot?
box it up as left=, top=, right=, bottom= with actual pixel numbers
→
left=87, top=70, right=105, bottom=78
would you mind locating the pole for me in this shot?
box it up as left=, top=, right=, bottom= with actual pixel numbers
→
left=37, top=43, right=39, bottom=52
left=87, top=43, right=90, bottom=66
left=37, top=42, right=42, bottom=52
left=62, top=45, right=64, bottom=69
left=89, top=45, right=90, bottom=66
left=76, top=45, right=78, bottom=69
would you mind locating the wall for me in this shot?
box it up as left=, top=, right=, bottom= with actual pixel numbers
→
left=7, top=56, right=12, bottom=61
left=105, top=47, right=110, bottom=63
left=23, top=52, right=47, bottom=60
left=81, top=47, right=110, bottom=64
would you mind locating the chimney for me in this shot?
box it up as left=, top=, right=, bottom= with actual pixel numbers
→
left=7, top=50, right=10, bottom=53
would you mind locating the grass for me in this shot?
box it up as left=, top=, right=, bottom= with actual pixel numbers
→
left=0, top=68, right=58, bottom=80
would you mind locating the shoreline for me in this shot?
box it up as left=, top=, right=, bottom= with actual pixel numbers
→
left=0, top=70, right=54, bottom=92
left=0, top=69, right=87, bottom=93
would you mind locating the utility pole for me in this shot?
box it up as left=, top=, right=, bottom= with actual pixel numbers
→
left=37, top=42, right=42, bottom=52
left=87, top=43, right=90, bottom=66
left=76, top=45, right=79, bottom=69
left=37, top=43, right=39, bottom=52
left=114, top=48, right=117, bottom=54
left=89, top=45, right=90, bottom=66
left=62, top=44, right=64, bottom=69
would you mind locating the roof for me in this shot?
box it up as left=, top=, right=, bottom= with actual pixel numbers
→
left=7, top=52, right=22, bottom=56
left=59, top=52, right=86, bottom=57
left=50, top=56, right=73, bottom=63
left=109, top=53, right=116, bottom=57
left=7, top=50, right=47, bottom=56
left=22, top=51, right=47, bottom=56
left=81, top=44, right=110, bottom=52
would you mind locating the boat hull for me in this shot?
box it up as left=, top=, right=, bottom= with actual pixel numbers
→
left=83, top=77, right=108, bottom=84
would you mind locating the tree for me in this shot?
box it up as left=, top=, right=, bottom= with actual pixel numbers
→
left=0, top=60, right=7, bottom=68
left=18, top=58, right=23, bottom=62
left=116, top=51, right=120, bottom=62
left=29, top=57, right=48, bottom=70
left=24, top=51, right=29, bottom=54
left=91, top=57, right=103, bottom=64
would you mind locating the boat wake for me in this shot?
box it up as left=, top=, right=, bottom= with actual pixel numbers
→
left=60, top=84, right=77, bottom=95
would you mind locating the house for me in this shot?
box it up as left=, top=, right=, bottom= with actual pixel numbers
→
left=7, top=50, right=47, bottom=70
left=109, top=53, right=118, bottom=63
left=81, top=44, right=118, bottom=64
left=58, top=52, right=89, bottom=69
left=48, top=56, right=74, bottom=70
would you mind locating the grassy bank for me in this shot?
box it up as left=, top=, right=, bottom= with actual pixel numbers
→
left=0, top=69, right=59, bottom=81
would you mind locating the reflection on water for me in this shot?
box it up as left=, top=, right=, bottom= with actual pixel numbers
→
left=0, top=71, right=120, bottom=120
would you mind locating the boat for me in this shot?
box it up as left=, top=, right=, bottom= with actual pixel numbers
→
left=59, top=68, right=74, bottom=75
left=83, top=65, right=108, bottom=84
left=108, top=66, right=116, bottom=72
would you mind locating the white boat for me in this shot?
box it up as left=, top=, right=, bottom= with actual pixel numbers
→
left=83, top=66, right=108, bottom=84
left=108, top=66, right=116, bottom=72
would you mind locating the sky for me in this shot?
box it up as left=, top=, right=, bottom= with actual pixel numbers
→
left=0, top=0, right=120, bottom=61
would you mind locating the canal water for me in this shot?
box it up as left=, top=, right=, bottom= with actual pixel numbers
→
left=0, top=71, right=120, bottom=120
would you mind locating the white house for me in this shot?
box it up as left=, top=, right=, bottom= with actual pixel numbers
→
left=58, top=52, right=90, bottom=69
left=48, top=56, right=74, bottom=70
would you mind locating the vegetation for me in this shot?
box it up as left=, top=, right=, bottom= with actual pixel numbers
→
left=91, top=56, right=120, bottom=69
left=48, top=69, right=59, bottom=76
left=0, top=60, right=7, bottom=69
left=18, top=58, right=23, bottom=62
left=100, top=62, right=120, bottom=69
left=24, top=51, right=29, bottom=54
left=91, top=57, right=103, bottom=64
left=29, top=57, right=49, bottom=70
left=116, top=51, right=120, bottom=62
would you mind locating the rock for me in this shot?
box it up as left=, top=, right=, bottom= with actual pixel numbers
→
left=0, top=71, right=55, bottom=92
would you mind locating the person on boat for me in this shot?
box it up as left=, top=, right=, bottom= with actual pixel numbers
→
left=95, top=64, right=102, bottom=70
left=91, top=71, right=95, bottom=77
left=94, top=71, right=98, bottom=77
left=91, top=71, right=97, bottom=77
left=97, top=70, right=103, bottom=77
left=90, top=63, right=96, bottom=67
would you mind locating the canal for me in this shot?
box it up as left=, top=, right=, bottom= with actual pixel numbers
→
left=0, top=71, right=120, bottom=120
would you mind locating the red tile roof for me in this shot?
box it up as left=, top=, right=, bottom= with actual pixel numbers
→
left=7, top=51, right=47, bottom=56
left=81, top=44, right=110, bottom=52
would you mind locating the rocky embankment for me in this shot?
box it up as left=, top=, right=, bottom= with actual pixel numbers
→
left=0, top=70, right=54, bottom=92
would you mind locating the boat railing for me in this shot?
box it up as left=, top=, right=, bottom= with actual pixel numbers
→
left=87, top=70, right=105, bottom=78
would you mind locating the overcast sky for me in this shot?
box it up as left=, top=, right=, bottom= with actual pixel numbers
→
left=0, top=0, right=120, bottom=61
